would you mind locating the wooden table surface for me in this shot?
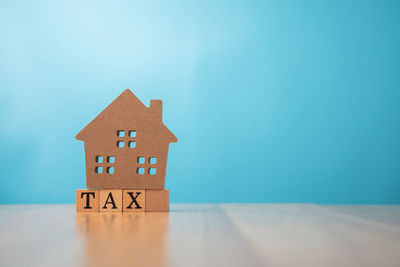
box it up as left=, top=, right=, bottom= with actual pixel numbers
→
left=0, top=204, right=399, bottom=267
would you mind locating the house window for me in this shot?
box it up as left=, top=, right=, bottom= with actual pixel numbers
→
left=117, top=141, right=125, bottom=148
left=148, top=168, right=156, bottom=175
left=117, top=130, right=125, bottom=137
left=95, top=156, right=116, bottom=174
left=116, top=130, right=136, bottom=148
left=129, top=141, right=136, bottom=148
left=107, top=167, right=115, bottom=174
left=135, top=157, right=157, bottom=176
left=129, top=130, right=136, bottom=137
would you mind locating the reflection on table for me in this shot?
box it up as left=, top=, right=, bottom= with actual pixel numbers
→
left=76, top=212, right=169, bottom=267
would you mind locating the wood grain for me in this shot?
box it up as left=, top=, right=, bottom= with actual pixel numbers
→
left=0, top=204, right=399, bottom=267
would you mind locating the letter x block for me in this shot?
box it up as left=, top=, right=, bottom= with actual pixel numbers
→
left=76, top=189, right=99, bottom=212
left=122, top=190, right=145, bottom=212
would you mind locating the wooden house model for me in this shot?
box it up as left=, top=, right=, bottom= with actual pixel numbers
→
left=76, top=89, right=177, bottom=189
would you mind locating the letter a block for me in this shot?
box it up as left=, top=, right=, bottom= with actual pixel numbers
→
left=122, top=190, right=146, bottom=212
left=76, top=189, right=99, bottom=212
left=100, top=190, right=122, bottom=212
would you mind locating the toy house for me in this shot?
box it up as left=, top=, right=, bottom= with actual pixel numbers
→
left=76, top=89, right=177, bottom=190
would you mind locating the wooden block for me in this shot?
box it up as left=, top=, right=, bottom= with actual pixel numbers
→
left=122, top=190, right=146, bottom=212
left=145, top=189, right=169, bottom=212
left=99, top=189, right=122, bottom=212
left=76, top=189, right=99, bottom=212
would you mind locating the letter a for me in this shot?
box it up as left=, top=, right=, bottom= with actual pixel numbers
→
left=103, top=192, right=117, bottom=209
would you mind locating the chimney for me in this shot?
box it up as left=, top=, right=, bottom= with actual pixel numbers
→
left=149, top=100, right=162, bottom=120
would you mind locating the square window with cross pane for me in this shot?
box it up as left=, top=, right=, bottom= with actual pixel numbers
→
left=94, top=155, right=116, bottom=175
left=116, top=130, right=137, bottom=148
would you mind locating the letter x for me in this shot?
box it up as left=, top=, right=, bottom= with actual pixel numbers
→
left=126, top=192, right=142, bottom=209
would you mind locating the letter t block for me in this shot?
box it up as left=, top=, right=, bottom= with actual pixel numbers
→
left=76, top=189, right=99, bottom=212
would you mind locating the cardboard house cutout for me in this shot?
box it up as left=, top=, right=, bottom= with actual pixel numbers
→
left=76, top=89, right=177, bottom=189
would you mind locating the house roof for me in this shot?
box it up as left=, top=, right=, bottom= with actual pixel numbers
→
left=76, top=89, right=177, bottom=142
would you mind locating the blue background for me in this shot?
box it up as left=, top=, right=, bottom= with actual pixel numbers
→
left=1, top=0, right=399, bottom=204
